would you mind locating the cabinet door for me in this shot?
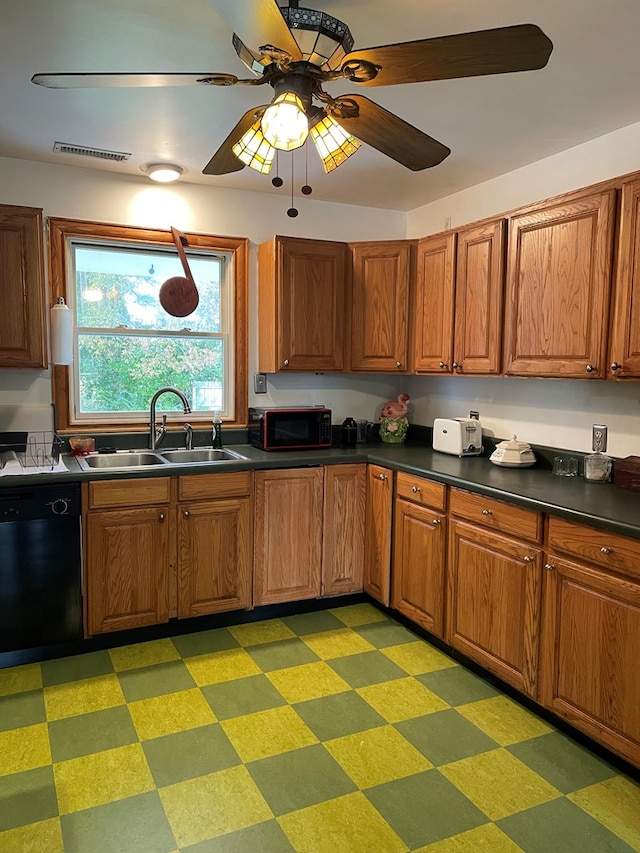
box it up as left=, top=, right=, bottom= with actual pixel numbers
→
left=86, top=507, right=170, bottom=634
left=503, top=188, right=616, bottom=377
left=322, top=463, right=366, bottom=596
left=258, top=236, right=347, bottom=372
left=539, top=556, right=640, bottom=767
left=254, top=468, right=323, bottom=604
left=177, top=497, right=251, bottom=617
left=363, top=465, right=394, bottom=605
left=454, top=218, right=505, bottom=374
left=447, top=519, right=542, bottom=696
left=350, top=241, right=413, bottom=371
left=0, top=204, right=46, bottom=368
left=609, top=177, right=640, bottom=377
left=413, top=232, right=456, bottom=373
left=392, top=498, right=445, bottom=637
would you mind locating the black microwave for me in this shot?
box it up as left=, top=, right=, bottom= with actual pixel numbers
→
left=248, top=407, right=333, bottom=451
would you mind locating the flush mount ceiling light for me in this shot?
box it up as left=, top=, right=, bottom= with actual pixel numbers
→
left=145, top=163, right=184, bottom=183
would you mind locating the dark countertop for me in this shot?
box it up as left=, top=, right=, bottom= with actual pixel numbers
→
left=3, top=441, right=639, bottom=540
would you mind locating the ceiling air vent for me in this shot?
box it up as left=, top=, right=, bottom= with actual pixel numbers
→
left=53, top=142, right=131, bottom=162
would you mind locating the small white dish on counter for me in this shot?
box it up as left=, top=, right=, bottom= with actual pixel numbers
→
left=489, top=436, right=536, bottom=468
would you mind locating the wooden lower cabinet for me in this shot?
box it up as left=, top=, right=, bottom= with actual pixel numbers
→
left=363, top=465, right=394, bottom=605
left=86, top=505, right=170, bottom=635
left=322, top=464, right=366, bottom=596
left=539, top=554, right=640, bottom=766
left=446, top=519, right=542, bottom=696
left=253, top=468, right=324, bottom=605
left=392, top=498, right=446, bottom=637
left=177, top=496, right=251, bottom=617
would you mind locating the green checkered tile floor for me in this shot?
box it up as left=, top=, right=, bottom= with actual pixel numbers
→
left=1, top=603, right=639, bottom=852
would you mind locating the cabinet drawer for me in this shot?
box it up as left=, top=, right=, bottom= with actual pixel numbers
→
left=87, top=477, right=171, bottom=509
left=178, top=471, right=252, bottom=501
left=396, top=471, right=446, bottom=511
left=547, top=516, right=640, bottom=580
left=449, top=487, right=543, bottom=542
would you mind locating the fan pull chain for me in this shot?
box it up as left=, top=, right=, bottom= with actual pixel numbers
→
left=271, top=150, right=283, bottom=188
left=301, top=142, right=312, bottom=196
left=287, top=152, right=298, bottom=217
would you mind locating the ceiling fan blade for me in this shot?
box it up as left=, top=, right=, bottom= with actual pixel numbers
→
left=342, top=24, right=553, bottom=87
left=31, top=72, right=241, bottom=88
left=330, top=95, right=450, bottom=171
left=208, top=0, right=302, bottom=60
left=202, top=106, right=267, bottom=175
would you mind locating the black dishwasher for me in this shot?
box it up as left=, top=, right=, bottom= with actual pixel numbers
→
left=0, top=482, right=83, bottom=652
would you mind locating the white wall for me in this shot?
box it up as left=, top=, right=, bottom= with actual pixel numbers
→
left=0, top=156, right=405, bottom=431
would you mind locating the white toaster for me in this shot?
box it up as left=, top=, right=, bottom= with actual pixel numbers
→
left=433, top=418, right=483, bottom=456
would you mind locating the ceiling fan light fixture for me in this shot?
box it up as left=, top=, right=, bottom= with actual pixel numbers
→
left=145, top=163, right=183, bottom=183
left=232, top=119, right=276, bottom=173
left=310, top=114, right=361, bottom=173
left=280, top=7, right=353, bottom=70
left=262, top=91, right=309, bottom=151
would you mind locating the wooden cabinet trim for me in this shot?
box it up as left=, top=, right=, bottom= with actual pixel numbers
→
left=87, top=477, right=172, bottom=509
left=177, top=471, right=252, bottom=501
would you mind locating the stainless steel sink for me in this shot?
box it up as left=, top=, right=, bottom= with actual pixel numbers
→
left=159, top=448, right=246, bottom=464
left=77, top=451, right=169, bottom=470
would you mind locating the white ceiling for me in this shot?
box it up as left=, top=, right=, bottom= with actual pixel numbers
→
left=3, top=0, right=640, bottom=212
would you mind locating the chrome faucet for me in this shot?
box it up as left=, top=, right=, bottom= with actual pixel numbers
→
left=149, top=387, right=191, bottom=450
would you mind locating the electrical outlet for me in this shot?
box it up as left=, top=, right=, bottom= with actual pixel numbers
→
left=592, top=424, right=608, bottom=452
left=254, top=373, right=267, bottom=394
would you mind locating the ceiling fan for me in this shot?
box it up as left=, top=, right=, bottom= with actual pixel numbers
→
left=32, top=0, right=553, bottom=181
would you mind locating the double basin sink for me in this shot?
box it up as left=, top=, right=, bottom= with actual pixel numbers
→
left=76, top=447, right=247, bottom=471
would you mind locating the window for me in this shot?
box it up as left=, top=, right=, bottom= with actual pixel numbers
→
left=48, top=219, right=248, bottom=432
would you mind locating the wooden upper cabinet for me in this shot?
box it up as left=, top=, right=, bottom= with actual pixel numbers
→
left=454, top=218, right=506, bottom=374
left=258, top=235, right=347, bottom=372
left=0, top=204, right=46, bottom=368
left=503, top=188, right=616, bottom=378
left=413, top=232, right=456, bottom=373
left=349, top=240, right=413, bottom=371
left=609, top=177, right=640, bottom=378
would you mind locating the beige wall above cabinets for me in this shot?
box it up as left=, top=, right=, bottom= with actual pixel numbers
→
left=0, top=204, right=46, bottom=369
left=412, top=218, right=505, bottom=375
left=503, top=186, right=616, bottom=379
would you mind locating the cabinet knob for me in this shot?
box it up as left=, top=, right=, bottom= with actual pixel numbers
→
left=523, top=555, right=534, bottom=563
left=544, top=563, right=555, bottom=571
left=439, top=361, right=447, bottom=369
left=378, top=473, right=387, bottom=481
left=159, top=512, right=165, bottom=522
left=452, top=362, right=460, bottom=370
left=283, top=359, right=289, bottom=367
left=411, top=485, right=421, bottom=493
left=396, top=361, right=402, bottom=369
left=600, top=546, right=612, bottom=555
left=610, top=362, right=622, bottom=371
left=586, top=364, right=596, bottom=373
left=481, top=508, right=492, bottom=516
left=183, top=510, right=190, bottom=519
left=431, top=518, right=441, bottom=525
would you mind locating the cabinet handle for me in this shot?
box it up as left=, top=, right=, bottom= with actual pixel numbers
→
left=378, top=473, right=387, bottom=481
left=610, top=362, right=622, bottom=371
left=159, top=512, right=165, bottom=522
left=544, top=563, right=555, bottom=571
left=411, top=485, right=421, bottom=493
left=283, top=359, right=289, bottom=367
left=432, top=518, right=441, bottom=525
left=396, top=361, right=402, bottom=369
left=183, top=510, right=190, bottom=519
left=452, top=361, right=460, bottom=370
left=523, top=555, right=534, bottom=563
left=481, top=508, right=492, bottom=516
left=586, top=364, right=595, bottom=373
left=439, top=361, right=447, bottom=369
left=600, top=546, right=612, bottom=555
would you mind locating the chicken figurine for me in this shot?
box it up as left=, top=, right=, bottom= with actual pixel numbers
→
left=380, top=393, right=410, bottom=443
